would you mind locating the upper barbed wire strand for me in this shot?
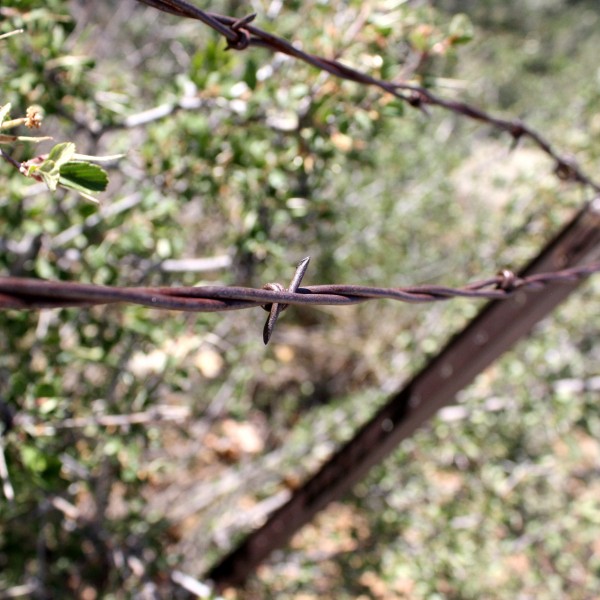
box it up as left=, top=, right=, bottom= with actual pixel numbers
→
left=135, top=0, right=600, bottom=192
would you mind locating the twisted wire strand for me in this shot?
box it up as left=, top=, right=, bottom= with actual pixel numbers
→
left=0, top=263, right=597, bottom=314
left=136, top=0, right=600, bottom=192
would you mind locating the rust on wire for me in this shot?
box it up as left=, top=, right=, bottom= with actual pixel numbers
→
left=135, top=0, right=600, bottom=193
left=1, top=262, right=599, bottom=342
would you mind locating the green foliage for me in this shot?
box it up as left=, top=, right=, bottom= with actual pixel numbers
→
left=15, top=141, right=109, bottom=202
left=0, top=11, right=109, bottom=202
left=448, top=13, right=475, bottom=45
left=1, top=0, right=599, bottom=598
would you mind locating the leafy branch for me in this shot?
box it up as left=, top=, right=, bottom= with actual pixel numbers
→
left=1, top=101, right=111, bottom=203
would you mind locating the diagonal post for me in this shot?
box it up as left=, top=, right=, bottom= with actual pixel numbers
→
left=207, top=197, right=600, bottom=589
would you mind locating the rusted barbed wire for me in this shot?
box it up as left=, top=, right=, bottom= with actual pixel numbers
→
left=1, top=260, right=599, bottom=343
left=136, top=0, right=600, bottom=193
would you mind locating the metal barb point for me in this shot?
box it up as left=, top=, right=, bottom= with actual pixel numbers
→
left=231, top=13, right=257, bottom=30
left=262, top=257, right=310, bottom=345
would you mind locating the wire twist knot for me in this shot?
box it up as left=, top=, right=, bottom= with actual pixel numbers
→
left=261, top=257, right=310, bottom=345
left=261, top=282, right=289, bottom=313
left=226, top=13, right=256, bottom=50
left=497, top=269, right=518, bottom=291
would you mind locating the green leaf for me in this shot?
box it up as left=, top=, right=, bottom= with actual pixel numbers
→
left=59, top=161, right=109, bottom=193
left=34, top=159, right=60, bottom=190
left=243, top=57, right=258, bottom=91
left=408, top=28, right=431, bottom=53
left=21, top=446, right=48, bottom=473
left=448, top=14, right=474, bottom=45
left=381, top=99, right=405, bottom=118
left=47, top=141, right=76, bottom=167
left=28, top=142, right=77, bottom=191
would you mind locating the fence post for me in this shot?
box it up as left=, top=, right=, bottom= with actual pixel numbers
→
left=208, top=196, right=600, bottom=589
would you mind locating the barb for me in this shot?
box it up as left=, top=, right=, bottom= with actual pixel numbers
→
left=1, top=262, right=598, bottom=341
left=136, top=0, right=600, bottom=193
left=262, top=256, right=310, bottom=345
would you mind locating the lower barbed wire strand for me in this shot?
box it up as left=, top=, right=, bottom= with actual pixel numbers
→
left=0, top=262, right=598, bottom=313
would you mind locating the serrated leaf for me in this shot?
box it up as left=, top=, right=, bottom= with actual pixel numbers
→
left=59, top=161, right=108, bottom=193
left=47, top=141, right=76, bottom=167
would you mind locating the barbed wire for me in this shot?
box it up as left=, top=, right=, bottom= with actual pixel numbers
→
left=1, top=258, right=598, bottom=344
left=136, top=0, right=600, bottom=193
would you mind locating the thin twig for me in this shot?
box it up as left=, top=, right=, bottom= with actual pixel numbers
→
left=0, top=28, right=25, bottom=41
left=0, top=147, right=22, bottom=171
left=17, top=405, right=191, bottom=436
left=171, top=571, right=216, bottom=598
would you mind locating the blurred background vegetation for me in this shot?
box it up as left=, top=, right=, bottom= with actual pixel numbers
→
left=1, top=0, right=599, bottom=598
